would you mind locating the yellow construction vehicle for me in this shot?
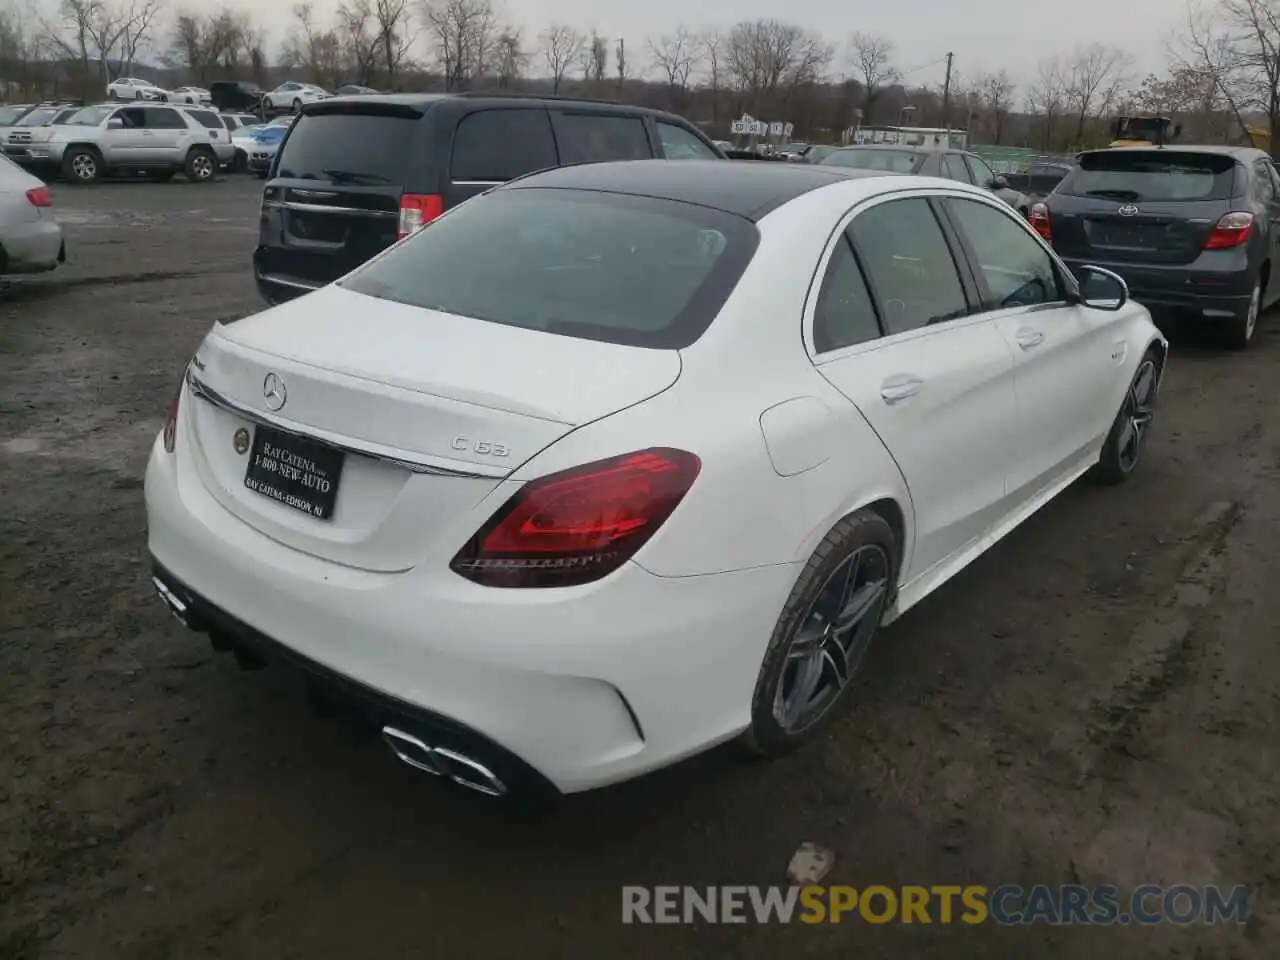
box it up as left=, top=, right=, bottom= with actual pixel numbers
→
left=1243, top=124, right=1271, bottom=153
left=1110, top=115, right=1180, bottom=147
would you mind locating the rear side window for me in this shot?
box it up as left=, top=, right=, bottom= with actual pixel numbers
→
left=187, top=110, right=222, bottom=129
left=450, top=108, right=556, bottom=181
left=145, top=107, right=187, bottom=129
left=553, top=113, right=651, bottom=163
left=657, top=121, right=719, bottom=159
left=821, top=149, right=923, bottom=173
left=1060, top=152, right=1239, bottom=202
left=813, top=236, right=881, bottom=352
left=275, top=112, right=417, bottom=184
left=340, top=188, right=758, bottom=349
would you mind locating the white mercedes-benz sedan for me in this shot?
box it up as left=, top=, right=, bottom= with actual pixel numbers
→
left=145, top=160, right=1167, bottom=805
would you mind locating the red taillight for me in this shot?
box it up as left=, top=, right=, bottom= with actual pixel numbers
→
left=450, top=448, right=702, bottom=588
left=25, top=186, right=52, bottom=208
left=398, top=193, right=444, bottom=238
left=1203, top=211, right=1254, bottom=249
left=1029, top=202, right=1051, bottom=240
left=162, top=385, right=182, bottom=453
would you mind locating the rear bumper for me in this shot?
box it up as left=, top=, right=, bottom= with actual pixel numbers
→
left=1061, top=257, right=1254, bottom=318
left=1, top=219, right=64, bottom=273
left=144, top=426, right=796, bottom=795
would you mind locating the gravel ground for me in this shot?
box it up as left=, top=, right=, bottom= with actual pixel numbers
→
left=1, top=177, right=1278, bottom=959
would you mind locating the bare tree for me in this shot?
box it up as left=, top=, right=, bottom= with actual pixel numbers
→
left=494, top=27, right=526, bottom=88
left=615, top=36, right=626, bottom=93
left=648, top=26, right=696, bottom=108
left=541, top=22, right=582, bottom=94
left=1027, top=55, right=1069, bottom=150
left=1179, top=0, right=1280, bottom=151
left=372, top=0, right=414, bottom=87
left=976, top=69, right=1015, bottom=143
left=422, top=0, right=496, bottom=90
left=849, top=31, right=898, bottom=120
left=337, top=0, right=380, bottom=84
left=279, top=3, right=343, bottom=87
left=1064, top=43, right=1128, bottom=142
left=582, top=31, right=607, bottom=85
left=699, top=28, right=721, bottom=125
left=44, top=0, right=150, bottom=85
left=116, top=0, right=162, bottom=75
left=725, top=19, right=800, bottom=106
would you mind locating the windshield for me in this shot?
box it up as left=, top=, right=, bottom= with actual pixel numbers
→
left=63, top=105, right=114, bottom=127
left=340, top=188, right=759, bottom=349
left=821, top=148, right=924, bottom=173
left=0, top=106, right=30, bottom=124
left=1060, top=152, right=1237, bottom=202
left=275, top=112, right=414, bottom=183
left=16, top=108, right=58, bottom=126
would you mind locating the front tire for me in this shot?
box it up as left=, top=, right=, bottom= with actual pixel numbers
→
left=1091, top=347, right=1161, bottom=485
left=61, top=147, right=101, bottom=183
left=742, top=510, right=897, bottom=757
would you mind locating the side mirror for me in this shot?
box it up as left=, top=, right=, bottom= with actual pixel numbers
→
left=988, top=175, right=1009, bottom=190
left=1077, top=265, right=1128, bottom=311
left=106, top=117, right=124, bottom=129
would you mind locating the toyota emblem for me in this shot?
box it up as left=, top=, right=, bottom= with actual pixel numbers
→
left=1117, top=204, right=1140, bottom=217
left=262, top=372, right=287, bottom=411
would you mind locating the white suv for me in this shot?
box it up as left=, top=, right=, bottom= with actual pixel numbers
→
left=32, top=103, right=224, bottom=183
left=106, top=77, right=169, bottom=102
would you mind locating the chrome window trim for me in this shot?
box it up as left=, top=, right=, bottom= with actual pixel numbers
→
left=185, top=367, right=508, bottom=479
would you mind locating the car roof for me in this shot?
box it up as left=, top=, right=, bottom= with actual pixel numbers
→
left=833, top=143, right=960, bottom=154
left=504, top=159, right=894, bottom=221
left=308, top=91, right=705, bottom=123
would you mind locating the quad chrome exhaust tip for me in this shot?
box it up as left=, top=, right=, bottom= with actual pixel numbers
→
left=153, top=576, right=190, bottom=625
left=381, top=726, right=507, bottom=797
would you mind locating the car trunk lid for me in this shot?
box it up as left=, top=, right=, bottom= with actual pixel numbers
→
left=182, top=285, right=682, bottom=572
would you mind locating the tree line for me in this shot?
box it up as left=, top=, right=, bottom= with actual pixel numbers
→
left=0, top=0, right=1275, bottom=151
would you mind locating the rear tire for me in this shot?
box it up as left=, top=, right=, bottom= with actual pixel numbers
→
left=184, top=148, right=216, bottom=182
left=741, top=510, right=898, bottom=757
left=1224, top=276, right=1262, bottom=349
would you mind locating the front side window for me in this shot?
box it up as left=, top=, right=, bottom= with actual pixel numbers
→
left=946, top=198, right=1062, bottom=310
left=340, top=187, right=758, bottom=349
left=965, top=154, right=997, bottom=186
left=553, top=114, right=651, bottom=163
left=657, top=121, right=719, bottom=159
left=848, top=198, right=969, bottom=335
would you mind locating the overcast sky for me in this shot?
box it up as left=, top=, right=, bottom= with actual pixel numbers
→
left=246, top=0, right=1184, bottom=90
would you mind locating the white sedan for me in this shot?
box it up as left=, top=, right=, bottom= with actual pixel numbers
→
left=263, top=82, right=330, bottom=112
left=144, top=161, right=1167, bottom=806
left=106, top=77, right=168, bottom=101
left=171, top=86, right=212, bottom=105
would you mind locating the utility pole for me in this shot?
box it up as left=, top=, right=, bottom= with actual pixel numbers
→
left=616, top=38, right=625, bottom=97
left=940, top=52, right=954, bottom=145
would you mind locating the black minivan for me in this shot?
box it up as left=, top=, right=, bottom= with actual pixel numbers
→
left=253, top=93, right=727, bottom=303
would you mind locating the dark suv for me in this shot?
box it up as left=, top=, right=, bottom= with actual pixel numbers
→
left=252, top=93, right=726, bottom=303
left=1033, top=145, right=1280, bottom=347
left=210, top=81, right=264, bottom=114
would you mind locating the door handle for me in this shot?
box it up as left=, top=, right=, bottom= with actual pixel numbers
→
left=880, top=376, right=923, bottom=404
left=1016, top=329, right=1045, bottom=350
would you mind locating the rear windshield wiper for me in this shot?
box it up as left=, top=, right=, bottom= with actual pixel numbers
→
left=322, top=168, right=393, bottom=185
left=1083, top=189, right=1141, bottom=201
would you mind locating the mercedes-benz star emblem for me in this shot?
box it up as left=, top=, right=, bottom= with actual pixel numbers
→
left=1117, top=204, right=1140, bottom=217
left=233, top=427, right=250, bottom=454
left=262, top=372, right=287, bottom=411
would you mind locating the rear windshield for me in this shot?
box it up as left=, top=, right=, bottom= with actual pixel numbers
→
left=821, top=149, right=923, bottom=173
left=341, top=188, right=759, bottom=349
left=187, top=109, right=222, bottom=129
left=1060, top=152, right=1238, bottom=202
left=275, top=113, right=416, bottom=185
